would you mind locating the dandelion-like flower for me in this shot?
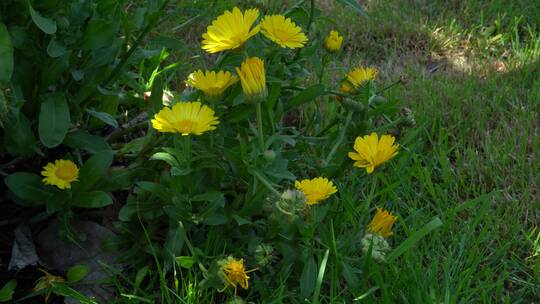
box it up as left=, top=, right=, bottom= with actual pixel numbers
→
left=325, top=30, right=343, bottom=52
left=339, top=67, right=378, bottom=95
left=219, top=257, right=257, bottom=295
left=151, top=101, right=219, bottom=136
left=348, top=132, right=399, bottom=173
left=186, top=70, right=238, bottom=100
left=41, top=159, right=79, bottom=189
left=294, top=177, right=337, bottom=205
left=260, top=15, right=308, bottom=49
left=34, top=268, right=65, bottom=302
left=236, top=57, right=267, bottom=103
left=201, top=7, right=260, bottom=53
left=367, top=207, right=398, bottom=237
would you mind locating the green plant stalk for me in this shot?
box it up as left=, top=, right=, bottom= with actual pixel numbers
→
left=324, top=111, right=353, bottom=164
left=251, top=170, right=281, bottom=197
left=184, top=135, right=191, bottom=169
left=255, top=102, right=265, bottom=152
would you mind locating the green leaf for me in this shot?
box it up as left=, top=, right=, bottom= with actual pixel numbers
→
left=39, top=93, right=70, bottom=148
left=150, top=152, right=179, bottom=167
left=86, top=108, right=118, bottom=128
left=136, top=181, right=171, bottom=202
left=4, top=172, right=53, bottom=204
left=0, top=279, right=17, bottom=302
left=46, top=38, right=67, bottom=58
left=336, top=0, right=368, bottom=17
left=63, top=130, right=112, bottom=154
left=72, top=191, right=113, bottom=208
left=29, top=4, right=57, bottom=34
left=300, top=255, right=317, bottom=299
left=175, top=256, right=195, bottom=269
left=0, top=23, right=13, bottom=84
left=285, top=84, right=325, bottom=111
left=164, top=223, right=185, bottom=256
left=135, top=266, right=149, bottom=288
left=51, top=283, right=97, bottom=304
left=312, top=249, right=330, bottom=304
left=81, top=19, right=118, bottom=50
left=4, top=113, right=37, bottom=156
left=74, top=151, right=113, bottom=192
left=387, top=217, right=443, bottom=262
left=224, top=104, right=253, bottom=124
left=66, top=264, right=90, bottom=283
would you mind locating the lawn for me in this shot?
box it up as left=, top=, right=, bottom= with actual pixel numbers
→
left=1, top=0, right=539, bottom=303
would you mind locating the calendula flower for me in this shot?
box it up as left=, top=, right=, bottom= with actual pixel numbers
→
left=41, top=159, right=79, bottom=189
left=260, top=15, right=308, bottom=49
left=34, top=268, right=65, bottom=302
left=219, top=257, right=257, bottom=296
left=348, top=133, right=399, bottom=173
left=324, top=30, right=343, bottom=52
left=151, top=101, right=219, bottom=136
left=367, top=207, right=398, bottom=237
left=294, top=177, right=337, bottom=205
left=339, top=67, right=378, bottom=94
left=201, top=7, right=260, bottom=53
left=236, top=57, right=267, bottom=103
left=186, top=70, right=238, bottom=100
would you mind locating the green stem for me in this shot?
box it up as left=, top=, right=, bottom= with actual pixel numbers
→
left=251, top=170, right=281, bottom=197
left=306, top=0, right=316, bottom=32
left=324, top=112, right=353, bottom=164
left=255, top=102, right=265, bottom=152
left=184, top=135, right=191, bottom=169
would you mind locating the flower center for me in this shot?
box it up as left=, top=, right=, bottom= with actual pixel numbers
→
left=274, top=28, right=292, bottom=42
left=177, top=119, right=195, bottom=133
left=56, top=165, right=76, bottom=180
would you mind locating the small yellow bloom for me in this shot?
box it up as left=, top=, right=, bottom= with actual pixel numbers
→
left=34, top=268, right=65, bottom=302
left=151, top=101, right=219, bottom=136
left=325, top=30, right=343, bottom=52
left=260, top=15, right=308, bottom=49
left=219, top=257, right=257, bottom=295
left=348, top=133, right=399, bottom=174
left=236, top=57, right=267, bottom=103
left=339, top=67, right=378, bottom=95
left=201, top=7, right=260, bottom=53
left=41, top=159, right=79, bottom=189
left=294, top=177, right=337, bottom=205
left=367, top=207, right=398, bottom=237
left=186, top=70, right=238, bottom=100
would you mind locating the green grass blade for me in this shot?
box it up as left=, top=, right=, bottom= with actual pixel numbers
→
left=387, top=217, right=443, bottom=263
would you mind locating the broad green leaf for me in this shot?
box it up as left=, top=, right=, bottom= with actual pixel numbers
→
left=164, top=223, right=185, bottom=256
left=29, top=5, right=57, bottom=34
left=72, top=191, right=113, bottom=208
left=63, top=130, right=112, bottom=154
left=285, top=84, right=325, bottom=111
left=4, top=172, right=53, bottom=204
left=46, top=38, right=67, bottom=58
left=136, top=181, right=171, bottom=202
left=46, top=191, right=71, bottom=214
left=224, top=104, right=252, bottom=124
left=0, top=279, right=17, bottom=302
left=51, top=283, right=97, bottom=304
left=300, top=255, right=317, bottom=299
left=387, top=217, right=443, bottom=262
left=4, top=113, right=37, bottom=156
left=150, top=152, right=179, bottom=167
left=81, top=19, right=118, bottom=50
left=86, top=108, right=118, bottom=128
left=336, top=0, right=368, bottom=17
left=39, top=93, right=70, bottom=148
left=0, top=23, right=13, bottom=84
left=74, top=151, right=113, bottom=192
left=175, top=256, right=195, bottom=269
left=66, top=264, right=90, bottom=283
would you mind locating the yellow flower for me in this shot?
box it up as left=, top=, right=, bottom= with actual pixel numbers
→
left=325, top=30, right=343, bottom=52
left=201, top=7, right=260, bottom=53
left=236, top=57, right=267, bottom=103
left=41, top=159, right=79, bottom=189
left=151, top=101, right=219, bottom=136
left=219, top=257, right=257, bottom=296
left=34, top=268, right=65, bottom=302
left=186, top=70, right=238, bottom=100
left=260, top=15, right=308, bottom=49
left=339, top=67, right=378, bottom=95
left=294, top=177, right=337, bottom=205
left=348, top=133, right=399, bottom=174
left=367, top=207, right=398, bottom=237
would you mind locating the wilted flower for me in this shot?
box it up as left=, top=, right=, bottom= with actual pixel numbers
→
left=186, top=70, right=238, bottom=100
left=276, top=189, right=307, bottom=216
left=255, top=243, right=275, bottom=267
left=219, top=257, right=257, bottom=296
left=201, top=7, right=260, bottom=53
left=367, top=207, right=398, bottom=237
left=339, top=67, right=378, bottom=95
left=34, top=268, right=65, bottom=302
left=294, top=177, right=337, bottom=205
left=361, top=233, right=391, bottom=263
left=260, top=15, right=308, bottom=49
left=151, top=101, right=219, bottom=136
left=236, top=57, right=267, bottom=103
left=348, top=133, right=399, bottom=174
left=41, top=159, right=79, bottom=189
left=324, top=30, right=343, bottom=52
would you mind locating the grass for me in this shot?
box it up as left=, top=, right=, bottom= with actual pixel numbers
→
left=59, top=0, right=540, bottom=302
